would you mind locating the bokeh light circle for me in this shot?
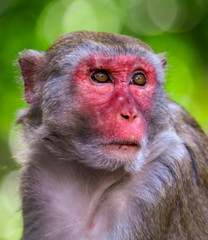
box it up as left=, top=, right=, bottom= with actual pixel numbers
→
left=147, top=0, right=179, bottom=31
left=37, top=0, right=121, bottom=44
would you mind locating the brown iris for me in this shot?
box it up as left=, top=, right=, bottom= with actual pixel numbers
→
left=91, top=70, right=110, bottom=83
left=132, top=72, right=146, bottom=86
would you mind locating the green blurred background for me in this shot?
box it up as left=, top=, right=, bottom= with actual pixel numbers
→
left=0, top=0, right=208, bottom=239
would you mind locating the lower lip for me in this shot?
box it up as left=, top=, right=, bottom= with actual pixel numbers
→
left=102, top=144, right=140, bottom=152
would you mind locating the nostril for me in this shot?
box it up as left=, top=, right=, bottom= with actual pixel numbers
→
left=120, top=113, right=138, bottom=121
left=121, top=113, right=129, bottom=120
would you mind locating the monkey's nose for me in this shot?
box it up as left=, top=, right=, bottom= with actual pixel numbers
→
left=117, top=95, right=139, bottom=121
left=120, top=112, right=138, bottom=121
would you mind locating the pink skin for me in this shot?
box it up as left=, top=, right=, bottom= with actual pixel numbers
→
left=73, top=53, right=157, bottom=146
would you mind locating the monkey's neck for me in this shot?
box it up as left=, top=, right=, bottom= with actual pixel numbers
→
left=26, top=145, right=128, bottom=239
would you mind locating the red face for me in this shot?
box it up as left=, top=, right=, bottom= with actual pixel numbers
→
left=73, top=53, right=157, bottom=156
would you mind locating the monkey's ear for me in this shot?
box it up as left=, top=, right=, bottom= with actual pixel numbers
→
left=158, top=52, right=167, bottom=68
left=19, top=50, right=44, bottom=104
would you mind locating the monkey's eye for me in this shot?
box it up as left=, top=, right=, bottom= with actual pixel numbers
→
left=91, top=70, right=110, bottom=83
left=131, top=72, right=146, bottom=86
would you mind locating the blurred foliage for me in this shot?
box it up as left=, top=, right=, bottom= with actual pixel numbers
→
left=0, top=0, right=208, bottom=239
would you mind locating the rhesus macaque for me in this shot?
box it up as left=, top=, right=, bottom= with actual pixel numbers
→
left=17, top=31, right=208, bottom=240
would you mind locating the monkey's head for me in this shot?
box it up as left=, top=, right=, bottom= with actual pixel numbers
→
left=19, top=31, right=171, bottom=172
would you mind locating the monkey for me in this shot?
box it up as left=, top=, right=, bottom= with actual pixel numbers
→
left=17, top=31, right=208, bottom=240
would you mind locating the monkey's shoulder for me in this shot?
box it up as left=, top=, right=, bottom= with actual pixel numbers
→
left=168, top=99, right=205, bottom=133
left=168, top=99, right=208, bottom=155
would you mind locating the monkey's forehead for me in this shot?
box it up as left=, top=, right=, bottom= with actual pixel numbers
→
left=48, top=31, right=154, bottom=54
left=45, top=31, right=161, bottom=69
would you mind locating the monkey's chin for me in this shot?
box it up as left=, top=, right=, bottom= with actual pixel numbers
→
left=101, top=143, right=141, bottom=163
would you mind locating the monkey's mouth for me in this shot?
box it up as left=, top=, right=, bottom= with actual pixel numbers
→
left=101, top=141, right=141, bottom=152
